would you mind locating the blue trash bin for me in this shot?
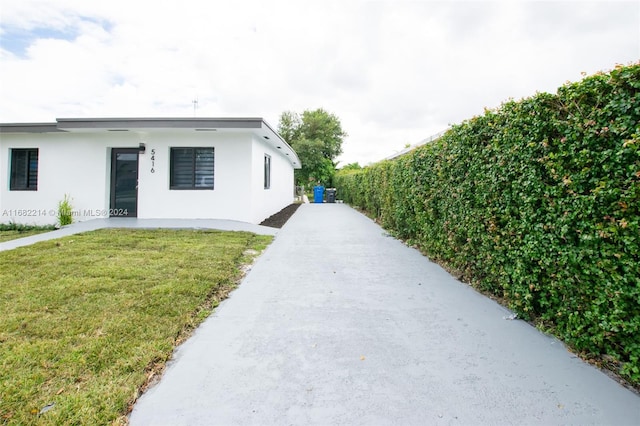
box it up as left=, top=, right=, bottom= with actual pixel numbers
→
left=313, top=185, right=325, bottom=203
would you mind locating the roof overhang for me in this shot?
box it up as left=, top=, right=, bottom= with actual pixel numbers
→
left=55, top=117, right=265, bottom=130
left=0, top=122, right=63, bottom=133
left=0, top=117, right=301, bottom=169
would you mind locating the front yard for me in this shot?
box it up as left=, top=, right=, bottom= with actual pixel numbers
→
left=0, top=229, right=272, bottom=425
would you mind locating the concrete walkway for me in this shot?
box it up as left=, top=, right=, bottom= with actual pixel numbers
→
left=0, top=218, right=277, bottom=251
left=129, top=204, right=639, bottom=425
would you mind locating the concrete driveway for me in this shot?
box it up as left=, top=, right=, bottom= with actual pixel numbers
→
left=129, top=204, right=640, bottom=425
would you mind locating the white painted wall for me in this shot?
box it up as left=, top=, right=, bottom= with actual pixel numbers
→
left=0, top=132, right=137, bottom=226
left=137, top=131, right=254, bottom=222
left=248, top=135, right=295, bottom=223
left=1, top=129, right=295, bottom=225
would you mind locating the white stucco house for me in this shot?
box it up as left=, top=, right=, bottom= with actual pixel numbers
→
left=0, top=117, right=301, bottom=226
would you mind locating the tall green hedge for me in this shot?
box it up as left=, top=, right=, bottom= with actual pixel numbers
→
left=335, top=64, right=640, bottom=384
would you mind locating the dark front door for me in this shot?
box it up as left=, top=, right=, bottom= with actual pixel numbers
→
left=110, top=148, right=139, bottom=217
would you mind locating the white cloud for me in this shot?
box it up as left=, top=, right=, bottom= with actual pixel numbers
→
left=1, top=0, right=638, bottom=165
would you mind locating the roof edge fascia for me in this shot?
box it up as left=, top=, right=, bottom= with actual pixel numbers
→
left=0, top=122, right=63, bottom=133
left=56, top=117, right=264, bottom=130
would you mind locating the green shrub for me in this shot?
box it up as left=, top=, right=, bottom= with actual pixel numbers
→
left=57, top=194, right=74, bottom=227
left=335, top=63, right=640, bottom=385
left=0, top=223, right=54, bottom=232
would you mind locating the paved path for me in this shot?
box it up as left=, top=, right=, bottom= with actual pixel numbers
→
left=130, top=204, right=639, bottom=425
left=0, top=218, right=277, bottom=251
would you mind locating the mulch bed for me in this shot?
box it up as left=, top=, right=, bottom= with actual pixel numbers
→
left=259, top=203, right=302, bottom=228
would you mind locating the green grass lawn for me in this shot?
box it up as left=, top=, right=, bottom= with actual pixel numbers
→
left=0, top=224, right=56, bottom=243
left=0, top=228, right=272, bottom=425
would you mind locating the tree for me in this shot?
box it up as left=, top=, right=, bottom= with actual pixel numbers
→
left=277, top=108, right=347, bottom=187
left=277, top=111, right=301, bottom=143
left=340, top=162, right=362, bottom=171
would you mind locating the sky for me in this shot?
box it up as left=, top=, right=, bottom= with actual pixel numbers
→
left=0, top=0, right=638, bottom=166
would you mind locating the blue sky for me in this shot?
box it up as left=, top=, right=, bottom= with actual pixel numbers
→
left=1, top=27, right=75, bottom=57
left=1, top=0, right=638, bottom=165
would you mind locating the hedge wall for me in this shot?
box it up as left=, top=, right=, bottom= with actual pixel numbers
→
left=334, top=64, right=640, bottom=385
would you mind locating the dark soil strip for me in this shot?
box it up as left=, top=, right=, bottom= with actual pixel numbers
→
left=259, top=204, right=302, bottom=228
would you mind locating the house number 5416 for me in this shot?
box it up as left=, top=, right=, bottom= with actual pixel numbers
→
left=150, top=149, right=156, bottom=173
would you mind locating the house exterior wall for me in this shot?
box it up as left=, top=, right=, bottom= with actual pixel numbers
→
left=1, top=129, right=296, bottom=226
left=136, top=131, right=254, bottom=222
left=248, top=135, right=295, bottom=223
left=0, top=132, right=123, bottom=226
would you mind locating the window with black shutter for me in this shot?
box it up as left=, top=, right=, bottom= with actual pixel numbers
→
left=170, top=147, right=214, bottom=189
left=10, top=148, right=39, bottom=191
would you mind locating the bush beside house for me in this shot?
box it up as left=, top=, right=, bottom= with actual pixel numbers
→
left=335, top=63, right=640, bottom=385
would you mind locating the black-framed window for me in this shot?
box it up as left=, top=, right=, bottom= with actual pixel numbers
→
left=170, top=147, right=214, bottom=190
left=264, top=154, right=271, bottom=189
left=10, top=148, right=39, bottom=191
